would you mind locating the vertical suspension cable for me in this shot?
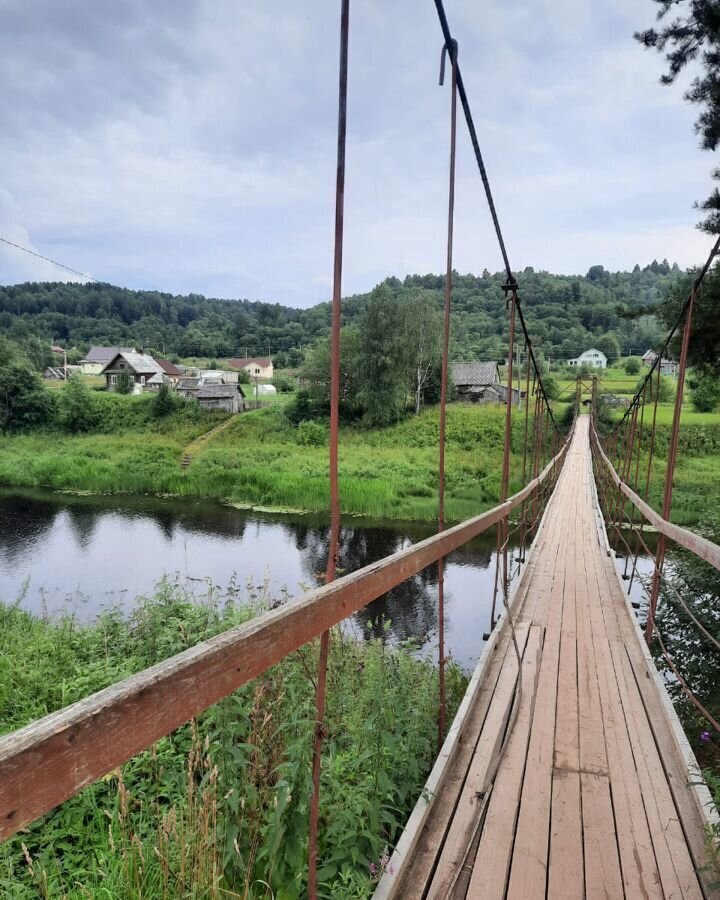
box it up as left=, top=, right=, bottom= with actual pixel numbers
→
left=519, top=347, right=532, bottom=562
left=645, top=284, right=697, bottom=644
left=307, top=1, right=349, bottom=894
left=436, top=37, right=458, bottom=749
left=501, top=288, right=517, bottom=605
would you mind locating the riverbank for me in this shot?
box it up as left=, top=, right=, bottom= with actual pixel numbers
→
left=0, top=399, right=718, bottom=523
left=0, top=580, right=467, bottom=898
left=0, top=404, right=530, bottom=523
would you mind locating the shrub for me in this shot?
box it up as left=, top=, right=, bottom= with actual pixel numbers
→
left=297, top=419, right=327, bottom=446
left=57, top=376, right=99, bottom=433
left=638, top=373, right=675, bottom=403
left=274, top=373, right=295, bottom=393
left=115, top=370, right=133, bottom=395
left=624, top=357, right=641, bottom=375
left=150, top=383, right=180, bottom=418
left=0, top=364, right=54, bottom=432
left=691, top=372, right=720, bottom=413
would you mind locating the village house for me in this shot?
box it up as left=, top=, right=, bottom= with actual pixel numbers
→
left=228, top=356, right=274, bottom=380
left=101, top=351, right=166, bottom=393
left=451, top=361, right=502, bottom=403
left=155, top=359, right=183, bottom=385
left=567, top=348, right=607, bottom=369
left=641, top=349, right=678, bottom=377
left=194, top=383, right=246, bottom=413
left=79, top=346, right=136, bottom=375
left=43, top=365, right=80, bottom=380
left=176, top=377, right=200, bottom=397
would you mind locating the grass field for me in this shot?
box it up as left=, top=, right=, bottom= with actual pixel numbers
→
left=0, top=390, right=718, bottom=524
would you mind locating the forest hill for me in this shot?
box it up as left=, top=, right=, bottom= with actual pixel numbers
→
left=0, top=260, right=682, bottom=370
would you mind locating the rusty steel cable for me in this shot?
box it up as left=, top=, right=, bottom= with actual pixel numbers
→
left=436, top=36, right=458, bottom=750
left=307, top=1, right=349, bottom=895
left=610, top=234, right=720, bottom=439
left=645, top=278, right=698, bottom=644
left=432, top=0, right=560, bottom=437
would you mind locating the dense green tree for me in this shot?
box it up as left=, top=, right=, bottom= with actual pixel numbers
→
left=0, top=262, right=685, bottom=371
left=57, top=376, right=99, bottom=432
left=691, top=370, right=720, bottom=411
left=636, top=1, right=720, bottom=231
left=401, top=290, right=443, bottom=414
left=150, top=383, right=179, bottom=418
left=596, top=333, right=622, bottom=363
left=354, top=286, right=408, bottom=426
left=116, top=371, right=133, bottom=395
left=659, top=270, right=720, bottom=374
left=0, top=364, right=54, bottom=431
left=625, top=357, right=641, bottom=375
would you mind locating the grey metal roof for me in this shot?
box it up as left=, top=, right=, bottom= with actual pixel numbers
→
left=83, top=346, right=135, bottom=363
left=177, top=377, right=200, bottom=390
left=195, top=384, right=239, bottom=399
left=451, top=361, right=499, bottom=387
left=100, top=352, right=164, bottom=375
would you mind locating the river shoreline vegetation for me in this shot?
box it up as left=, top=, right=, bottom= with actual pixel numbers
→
left=0, top=578, right=467, bottom=898
left=0, top=389, right=718, bottom=524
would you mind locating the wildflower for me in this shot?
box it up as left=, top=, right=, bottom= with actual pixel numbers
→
left=701, top=731, right=711, bottom=742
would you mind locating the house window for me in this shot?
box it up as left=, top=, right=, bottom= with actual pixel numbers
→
left=255, top=367, right=260, bottom=374
left=110, top=375, right=117, bottom=385
left=140, top=376, right=146, bottom=386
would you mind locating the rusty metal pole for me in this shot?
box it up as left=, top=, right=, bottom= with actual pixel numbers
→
left=500, top=286, right=517, bottom=605
left=519, top=351, right=532, bottom=561
left=645, top=287, right=697, bottom=644
left=308, top=1, right=349, bottom=894
left=436, top=38, right=458, bottom=750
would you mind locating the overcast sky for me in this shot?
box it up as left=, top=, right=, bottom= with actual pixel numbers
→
left=0, top=0, right=715, bottom=306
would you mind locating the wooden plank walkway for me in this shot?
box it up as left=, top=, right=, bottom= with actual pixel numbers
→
left=376, top=416, right=718, bottom=900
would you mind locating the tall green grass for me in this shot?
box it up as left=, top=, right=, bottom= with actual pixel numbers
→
left=0, top=581, right=466, bottom=898
left=0, top=405, right=537, bottom=523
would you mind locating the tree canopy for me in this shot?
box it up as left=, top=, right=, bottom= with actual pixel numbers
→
left=636, top=0, right=720, bottom=231
left=0, top=262, right=681, bottom=372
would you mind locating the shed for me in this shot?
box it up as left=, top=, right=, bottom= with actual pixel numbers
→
left=451, top=361, right=501, bottom=403
left=194, top=383, right=246, bottom=413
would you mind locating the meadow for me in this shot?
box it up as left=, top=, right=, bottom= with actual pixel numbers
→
left=0, top=579, right=466, bottom=897
left=0, top=401, right=538, bottom=523
left=0, top=386, right=718, bottom=523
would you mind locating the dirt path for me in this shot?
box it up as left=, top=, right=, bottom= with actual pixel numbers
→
left=179, top=417, right=236, bottom=470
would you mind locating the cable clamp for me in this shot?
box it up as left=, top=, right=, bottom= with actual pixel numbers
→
left=439, top=39, right=458, bottom=85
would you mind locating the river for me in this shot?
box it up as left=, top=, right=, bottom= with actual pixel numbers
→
left=0, top=488, right=538, bottom=671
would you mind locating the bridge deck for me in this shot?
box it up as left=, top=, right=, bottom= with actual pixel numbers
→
left=378, top=417, right=715, bottom=899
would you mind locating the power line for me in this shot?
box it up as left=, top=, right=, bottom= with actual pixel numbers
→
left=0, top=236, right=97, bottom=283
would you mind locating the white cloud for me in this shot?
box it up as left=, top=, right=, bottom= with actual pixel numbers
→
left=0, top=0, right=714, bottom=302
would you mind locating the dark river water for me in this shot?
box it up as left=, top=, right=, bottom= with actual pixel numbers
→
left=0, top=488, right=534, bottom=671
left=0, top=488, right=659, bottom=672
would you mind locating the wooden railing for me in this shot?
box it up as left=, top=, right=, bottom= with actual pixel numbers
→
left=0, top=438, right=571, bottom=842
left=591, top=419, right=720, bottom=572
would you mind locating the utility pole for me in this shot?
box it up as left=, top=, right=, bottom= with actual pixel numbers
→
left=516, top=342, right=521, bottom=408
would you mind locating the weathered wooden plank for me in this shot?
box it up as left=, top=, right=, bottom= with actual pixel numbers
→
left=547, top=770, right=584, bottom=899
left=424, top=624, right=532, bottom=900
left=380, top=492, right=556, bottom=900
left=580, top=771, right=625, bottom=900
left=0, top=442, right=572, bottom=842
left=583, top=509, right=664, bottom=899
left=505, top=482, right=574, bottom=900
left=611, top=641, right=703, bottom=899
left=465, top=626, right=543, bottom=900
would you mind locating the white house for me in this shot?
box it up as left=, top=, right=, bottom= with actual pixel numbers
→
left=567, top=348, right=607, bottom=369
left=228, top=356, right=274, bottom=380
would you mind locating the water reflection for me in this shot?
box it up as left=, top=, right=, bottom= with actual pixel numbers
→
left=0, top=488, right=519, bottom=670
